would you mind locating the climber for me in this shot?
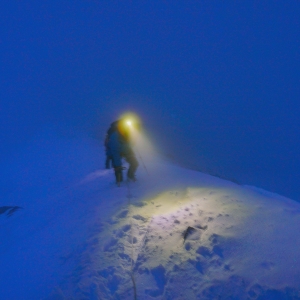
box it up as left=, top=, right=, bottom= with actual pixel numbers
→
left=105, top=119, right=139, bottom=185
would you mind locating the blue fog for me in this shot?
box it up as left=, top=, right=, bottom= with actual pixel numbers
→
left=1, top=1, right=299, bottom=201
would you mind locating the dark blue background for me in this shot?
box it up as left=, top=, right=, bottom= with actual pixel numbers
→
left=1, top=1, right=299, bottom=200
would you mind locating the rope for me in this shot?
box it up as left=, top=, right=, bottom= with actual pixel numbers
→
left=124, top=145, right=150, bottom=299
left=126, top=180, right=137, bottom=300
left=135, top=147, right=149, bottom=176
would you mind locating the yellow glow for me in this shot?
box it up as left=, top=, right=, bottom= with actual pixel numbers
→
left=119, top=112, right=141, bottom=127
left=117, top=111, right=158, bottom=170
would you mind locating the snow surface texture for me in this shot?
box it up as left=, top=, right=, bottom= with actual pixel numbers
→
left=1, top=150, right=300, bottom=299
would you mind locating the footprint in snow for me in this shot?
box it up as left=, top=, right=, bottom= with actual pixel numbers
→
left=118, top=253, right=132, bottom=262
left=195, top=224, right=208, bottom=230
left=188, top=258, right=206, bottom=274
left=145, top=265, right=166, bottom=297
left=183, top=226, right=201, bottom=243
left=104, top=238, right=118, bottom=252
left=122, top=224, right=131, bottom=232
left=114, top=229, right=124, bottom=238
left=133, top=214, right=147, bottom=222
left=212, top=245, right=224, bottom=258
left=209, top=233, right=221, bottom=244
left=127, top=236, right=137, bottom=244
left=196, top=246, right=212, bottom=258
left=116, top=210, right=128, bottom=218
left=185, top=242, right=191, bottom=251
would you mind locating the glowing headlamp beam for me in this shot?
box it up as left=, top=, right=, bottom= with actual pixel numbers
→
left=126, top=120, right=132, bottom=126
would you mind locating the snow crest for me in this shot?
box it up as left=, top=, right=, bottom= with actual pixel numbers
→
left=2, top=158, right=300, bottom=299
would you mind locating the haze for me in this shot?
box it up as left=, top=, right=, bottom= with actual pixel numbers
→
left=1, top=1, right=299, bottom=200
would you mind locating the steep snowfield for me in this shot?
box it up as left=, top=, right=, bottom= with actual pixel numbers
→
left=1, top=151, right=300, bottom=300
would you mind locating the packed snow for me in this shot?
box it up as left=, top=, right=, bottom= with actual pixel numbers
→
left=1, top=139, right=300, bottom=300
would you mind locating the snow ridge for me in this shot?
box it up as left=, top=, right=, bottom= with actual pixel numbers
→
left=46, top=159, right=300, bottom=299
left=2, top=157, right=300, bottom=299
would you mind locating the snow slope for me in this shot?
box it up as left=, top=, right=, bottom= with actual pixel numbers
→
left=1, top=150, right=300, bottom=300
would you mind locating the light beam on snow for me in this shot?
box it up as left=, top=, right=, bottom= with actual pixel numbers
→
left=119, top=111, right=157, bottom=172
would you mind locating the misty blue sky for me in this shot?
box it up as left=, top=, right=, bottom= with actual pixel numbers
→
left=1, top=1, right=299, bottom=200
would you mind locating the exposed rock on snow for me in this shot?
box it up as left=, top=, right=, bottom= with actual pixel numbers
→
left=0, top=205, right=22, bottom=217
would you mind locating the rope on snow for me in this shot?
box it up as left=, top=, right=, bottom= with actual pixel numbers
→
left=135, top=147, right=149, bottom=176
left=126, top=181, right=137, bottom=300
